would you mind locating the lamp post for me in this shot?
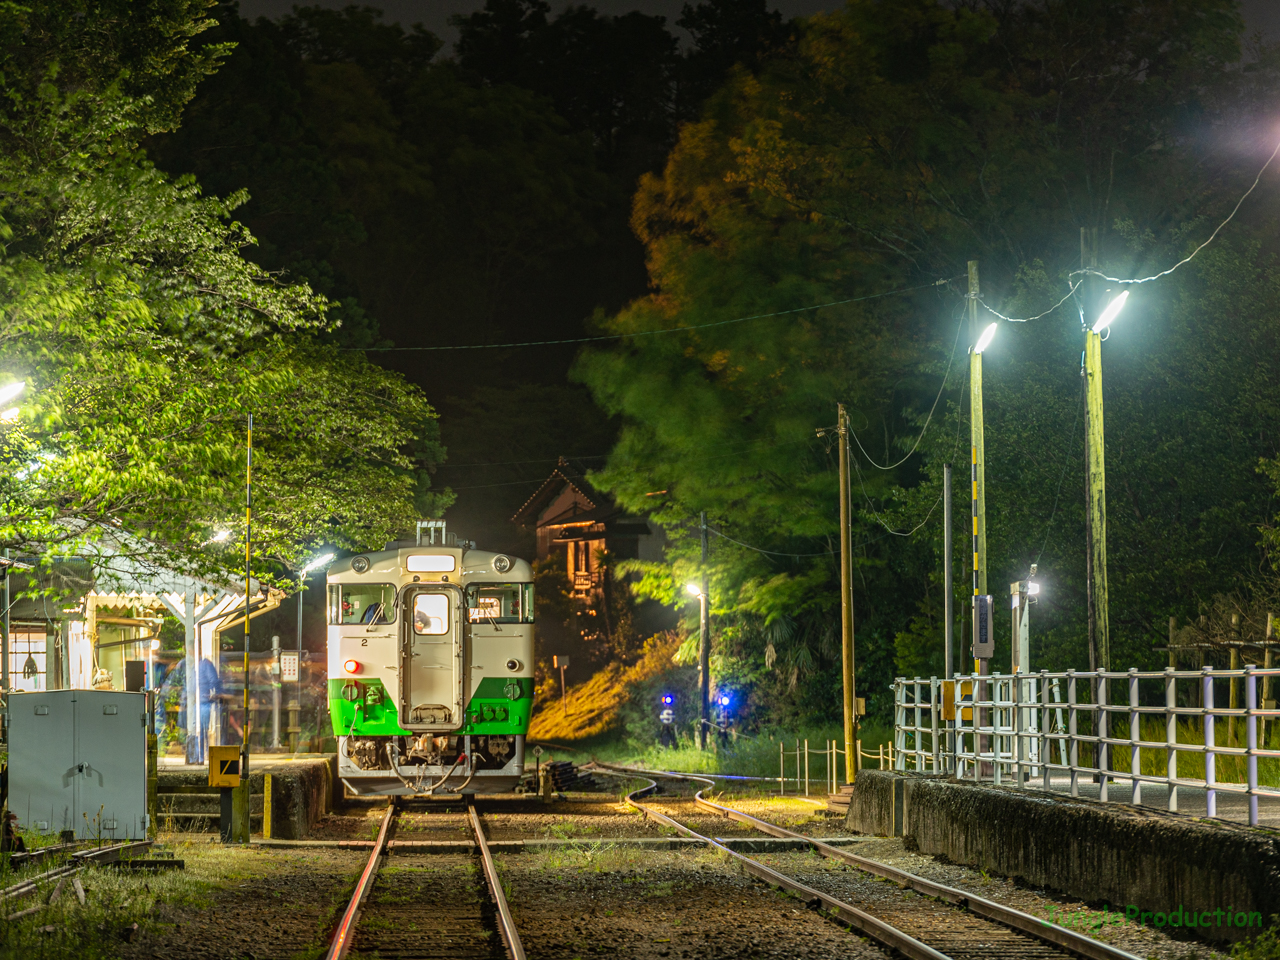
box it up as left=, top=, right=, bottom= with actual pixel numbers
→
left=1084, top=290, right=1127, bottom=673
left=686, top=579, right=709, bottom=748
left=969, top=262, right=996, bottom=776
left=970, top=314, right=997, bottom=681
left=294, top=552, right=334, bottom=748
left=0, top=380, right=26, bottom=712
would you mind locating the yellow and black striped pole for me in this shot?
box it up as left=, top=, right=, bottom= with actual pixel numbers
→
left=243, top=414, right=253, bottom=768
left=968, top=261, right=987, bottom=652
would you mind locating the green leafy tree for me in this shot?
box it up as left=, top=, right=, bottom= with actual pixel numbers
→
left=0, top=0, right=448, bottom=582
left=575, top=0, right=1280, bottom=722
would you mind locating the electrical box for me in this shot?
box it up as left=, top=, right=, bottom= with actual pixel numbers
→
left=8, top=690, right=148, bottom=840
left=208, top=746, right=242, bottom=788
left=972, top=595, right=995, bottom=659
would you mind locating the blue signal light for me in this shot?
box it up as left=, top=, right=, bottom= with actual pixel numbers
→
left=719, top=695, right=730, bottom=706
left=662, top=695, right=673, bottom=704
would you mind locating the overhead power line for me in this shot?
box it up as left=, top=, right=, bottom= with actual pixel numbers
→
left=1078, top=135, right=1280, bottom=287
left=350, top=277, right=958, bottom=352
left=848, top=306, right=966, bottom=470
left=980, top=134, right=1280, bottom=323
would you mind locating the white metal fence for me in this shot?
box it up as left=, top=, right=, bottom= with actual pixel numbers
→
left=892, top=667, right=1280, bottom=826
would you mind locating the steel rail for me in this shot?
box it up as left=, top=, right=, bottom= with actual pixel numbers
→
left=594, top=762, right=1143, bottom=960
left=691, top=792, right=1143, bottom=960
left=615, top=771, right=949, bottom=960
left=467, top=799, right=526, bottom=960
left=0, top=840, right=153, bottom=905
left=326, top=799, right=396, bottom=960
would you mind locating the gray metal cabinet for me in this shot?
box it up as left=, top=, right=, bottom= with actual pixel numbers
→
left=8, top=690, right=147, bottom=840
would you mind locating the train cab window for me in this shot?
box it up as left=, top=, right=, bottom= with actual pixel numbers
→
left=329, top=584, right=396, bottom=625
left=413, top=594, right=450, bottom=635
left=467, top=583, right=535, bottom=623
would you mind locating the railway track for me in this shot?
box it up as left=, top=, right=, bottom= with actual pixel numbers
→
left=592, top=763, right=1144, bottom=960
left=325, top=799, right=524, bottom=960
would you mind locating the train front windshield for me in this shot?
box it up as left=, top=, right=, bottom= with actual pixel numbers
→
left=466, top=583, right=534, bottom=623
left=329, top=584, right=396, bottom=625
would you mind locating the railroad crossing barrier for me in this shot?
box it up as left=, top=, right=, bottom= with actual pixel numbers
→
left=891, top=666, right=1280, bottom=826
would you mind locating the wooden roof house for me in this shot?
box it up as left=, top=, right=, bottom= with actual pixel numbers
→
left=511, top=458, right=663, bottom=596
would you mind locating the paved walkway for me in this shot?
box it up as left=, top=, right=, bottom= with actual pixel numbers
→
left=987, top=773, right=1280, bottom=829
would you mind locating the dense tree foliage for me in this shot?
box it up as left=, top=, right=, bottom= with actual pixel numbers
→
left=576, top=0, right=1280, bottom=719
left=0, top=0, right=447, bottom=583
left=149, top=1, right=793, bottom=556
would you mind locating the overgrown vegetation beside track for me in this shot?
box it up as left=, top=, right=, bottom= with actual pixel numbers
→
left=585, top=720, right=892, bottom=782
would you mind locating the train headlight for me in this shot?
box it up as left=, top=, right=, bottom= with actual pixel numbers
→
left=344, top=659, right=361, bottom=674
left=351, top=556, right=370, bottom=574
left=493, top=555, right=512, bottom=574
left=506, top=658, right=522, bottom=672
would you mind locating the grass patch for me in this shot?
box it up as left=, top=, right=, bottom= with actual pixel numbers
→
left=589, top=721, right=893, bottom=783
left=0, top=847, right=212, bottom=960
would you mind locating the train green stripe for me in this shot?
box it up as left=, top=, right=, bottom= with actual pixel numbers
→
left=327, top=677, right=532, bottom=737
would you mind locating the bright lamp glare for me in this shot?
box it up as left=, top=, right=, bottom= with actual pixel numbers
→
left=685, top=582, right=701, bottom=597
left=974, top=322, right=998, bottom=354
left=302, top=552, right=336, bottom=575
left=1028, top=582, right=1040, bottom=596
left=719, top=695, right=730, bottom=706
left=1092, top=291, right=1129, bottom=334
left=150, top=638, right=161, bottom=650
left=0, top=407, right=19, bottom=422
left=0, top=382, right=24, bottom=406
left=211, top=529, right=231, bottom=543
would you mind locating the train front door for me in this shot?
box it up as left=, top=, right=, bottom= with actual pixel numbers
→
left=401, top=586, right=465, bottom=730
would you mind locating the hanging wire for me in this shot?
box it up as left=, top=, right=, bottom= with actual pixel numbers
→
left=352, top=277, right=959, bottom=352
left=1076, top=135, right=1280, bottom=286
left=967, top=134, right=1280, bottom=326
left=849, top=441, right=944, bottom=537
left=848, top=304, right=966, bottom=469
left=705, top=525, right=896, bottom=559
left=977, top=280, right=1082, bottom=324
left=706, top=526, right=837, bottom=558
left=975, top=134, right=1280, bottom=324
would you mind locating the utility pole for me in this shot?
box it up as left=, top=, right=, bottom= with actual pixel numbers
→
left=1081, top=229, right=1110, bottom=672
left=698, top=512, right=710, bottom=749
left=243, top=413, right=253, bottom=764
left=968, top=261, right=995, bottom=777
left=968, top=262, right=987, bottom=610
left=943, top=464, right=953, bottom=680
left=837, top=405, right=857, bottom=782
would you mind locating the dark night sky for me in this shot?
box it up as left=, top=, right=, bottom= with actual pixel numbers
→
left=237, top=0, right=841, bottom=43
left=237, top=0, right=1280, bottom=44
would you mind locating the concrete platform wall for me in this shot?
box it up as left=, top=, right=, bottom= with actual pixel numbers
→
left=158, top=755, right=338, bottom=840
left=845, top=771, right=1280, bottom=942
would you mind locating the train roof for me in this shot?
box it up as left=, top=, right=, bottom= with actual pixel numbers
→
left=327, top=546, right=533, bottom=582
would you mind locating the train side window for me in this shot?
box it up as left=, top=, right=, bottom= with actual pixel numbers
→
left=413, top=594, right=450, bottom=635
left=329, top=584, right=396, bottom=625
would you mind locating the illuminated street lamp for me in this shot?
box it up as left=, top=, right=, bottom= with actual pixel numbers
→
left=1084, top=290, right=1127, bottom=671
left=0, top=381, right=26, bottom=421
left=686, top=572, right=710, bottom=748
left=0, top=381, right=26, bottom=695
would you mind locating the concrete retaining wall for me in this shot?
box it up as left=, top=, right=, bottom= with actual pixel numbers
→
left=263, top=756, right=340, bottom=840
left=158, top=755, right=338, bottom=840
left=845, top=771, right=1280, bottom=942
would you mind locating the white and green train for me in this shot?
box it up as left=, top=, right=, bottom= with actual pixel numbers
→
left=326, top=535, right=533, bottom=795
